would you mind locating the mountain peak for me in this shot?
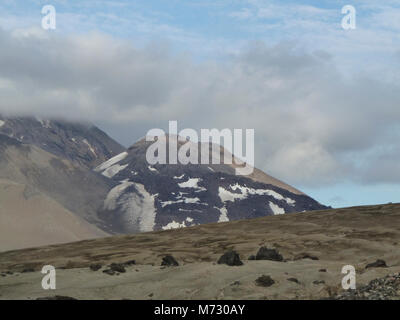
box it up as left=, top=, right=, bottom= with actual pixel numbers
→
left=0, top=116, right=125, bottom=168
left=95, top=138, right=327, bottom=234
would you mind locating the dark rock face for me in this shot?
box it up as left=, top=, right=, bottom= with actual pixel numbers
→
left=161, top=255, right=179, bottom=267
left=366, top=259, right=387, bottom=269
left=217, top=250, right=243, bottom=266
left=255, top=275, right=275, bottom=287
left=0, top=116, right=124, bottom=168
left=255, top=247, right=283, bottom=262
left=96, top=138, right=328, bottom=234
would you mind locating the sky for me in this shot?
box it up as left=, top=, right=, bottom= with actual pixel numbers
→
left=0, top=0, right=400, bottom=208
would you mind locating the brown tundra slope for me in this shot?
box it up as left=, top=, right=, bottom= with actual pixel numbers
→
left=0, top=203, right=400, bottom=300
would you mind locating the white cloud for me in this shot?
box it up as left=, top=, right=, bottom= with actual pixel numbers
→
left=0, top=27, right=399, bottom=187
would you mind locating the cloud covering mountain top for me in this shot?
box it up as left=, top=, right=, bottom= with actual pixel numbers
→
left=1, top=26, right=399, bottom=191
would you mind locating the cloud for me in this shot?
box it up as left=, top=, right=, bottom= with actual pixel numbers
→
left=0, top=27, right=399, bottom=188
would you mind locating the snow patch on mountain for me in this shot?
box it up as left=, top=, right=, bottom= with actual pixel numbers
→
left=101, top=163, right=129, bottom=178
left=269, top=201, right=285, bottom=215
left=103, top=180, right=156, bottom=232
left=162, top=220, right=186, bottom=230
left=95, top=151, right=128, bottom=172
left=178, top=178, right=206, bottom=192
left=162, top=217, right=195, bottom=230
left=82, top=138, right=97, bottom=156
left=160, top=197, right=202, bottom=208
left=148, top=165, right=158, bottom=172
left=104, top=180, right=133, bottom=211
left=218, top=207, right=229, bottom=222
left=218, top=184, right=296, bottom=205
left=36, top=118, right=52, bottom=128
left=0, top=120, right=5, bottom=127
left=124, top=183, right=156, bottom=232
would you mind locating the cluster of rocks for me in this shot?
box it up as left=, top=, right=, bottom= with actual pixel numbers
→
left=92, top=256, right=181, bottom=276
left=218, top=246, right=284, bottom=267
left=102, top=263, right=127, bottom=276
left=88, top=260, right=136, bottom=276
left=217, top=246, right=285, bottom=287
left=335, top=273, right=400, bottom=300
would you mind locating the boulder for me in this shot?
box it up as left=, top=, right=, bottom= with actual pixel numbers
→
left=255, top=247, right=283, bottom=261
left=161, top=255, right=179, bottom=267
left=217, top=250, right=243, bottom=266
left=89, top=264, right=102, bottom=271
left=255, top=275, right=275, bottom=287
left=366, top=259, right=387, bottom=269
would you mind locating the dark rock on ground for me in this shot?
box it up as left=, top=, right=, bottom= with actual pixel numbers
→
left=36, top=296, right=77, bottom=300
left=365, top=259, right=387, bottom=269
left=293, top=253, right=319, bottom=261
left=89, top=264, right=102, bottom=271
left=217, top=250, right=243, bottom=266
left=319, top=269, right=327, bottom=272
left=255, top=275, right=275, bottom=287
left=102, top=269, right=116, bottom=276
left=287, top=278, right=299, bottom=284
left=161, top=255, right=179, bottom=267
left=313, top=280, right=325, bottom=285
left=255, top=247, right=283, bottom=262
left=109, top=263, right=126, bottom=273
left=248, top=255, right=256, bottom=260
left=123, top=260, right=136, bottom=266
left=22, top=268, right=35, bottom=273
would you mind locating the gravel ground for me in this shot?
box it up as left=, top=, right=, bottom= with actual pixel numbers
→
left=335, top=273, right=400, bottom=300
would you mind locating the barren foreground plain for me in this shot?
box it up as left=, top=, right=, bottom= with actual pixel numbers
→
left=1, top=203, right=400, bottom=300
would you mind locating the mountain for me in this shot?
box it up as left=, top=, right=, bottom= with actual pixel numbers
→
left=0, top=116, right=125, bottom=168
left=0, top=134, right=110, bottom=251
left=95, top=136, right=327, bottom=234
left=0, top=117, right=327, bottom=250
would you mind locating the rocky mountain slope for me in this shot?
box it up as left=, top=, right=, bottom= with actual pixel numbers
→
left=0, top=124, right=119, bottom=250
left=0, top=116, right=125, bottom=168
left=0, top=178, right=107, bottom=251
left=95, top=137, right=327, bottom=234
